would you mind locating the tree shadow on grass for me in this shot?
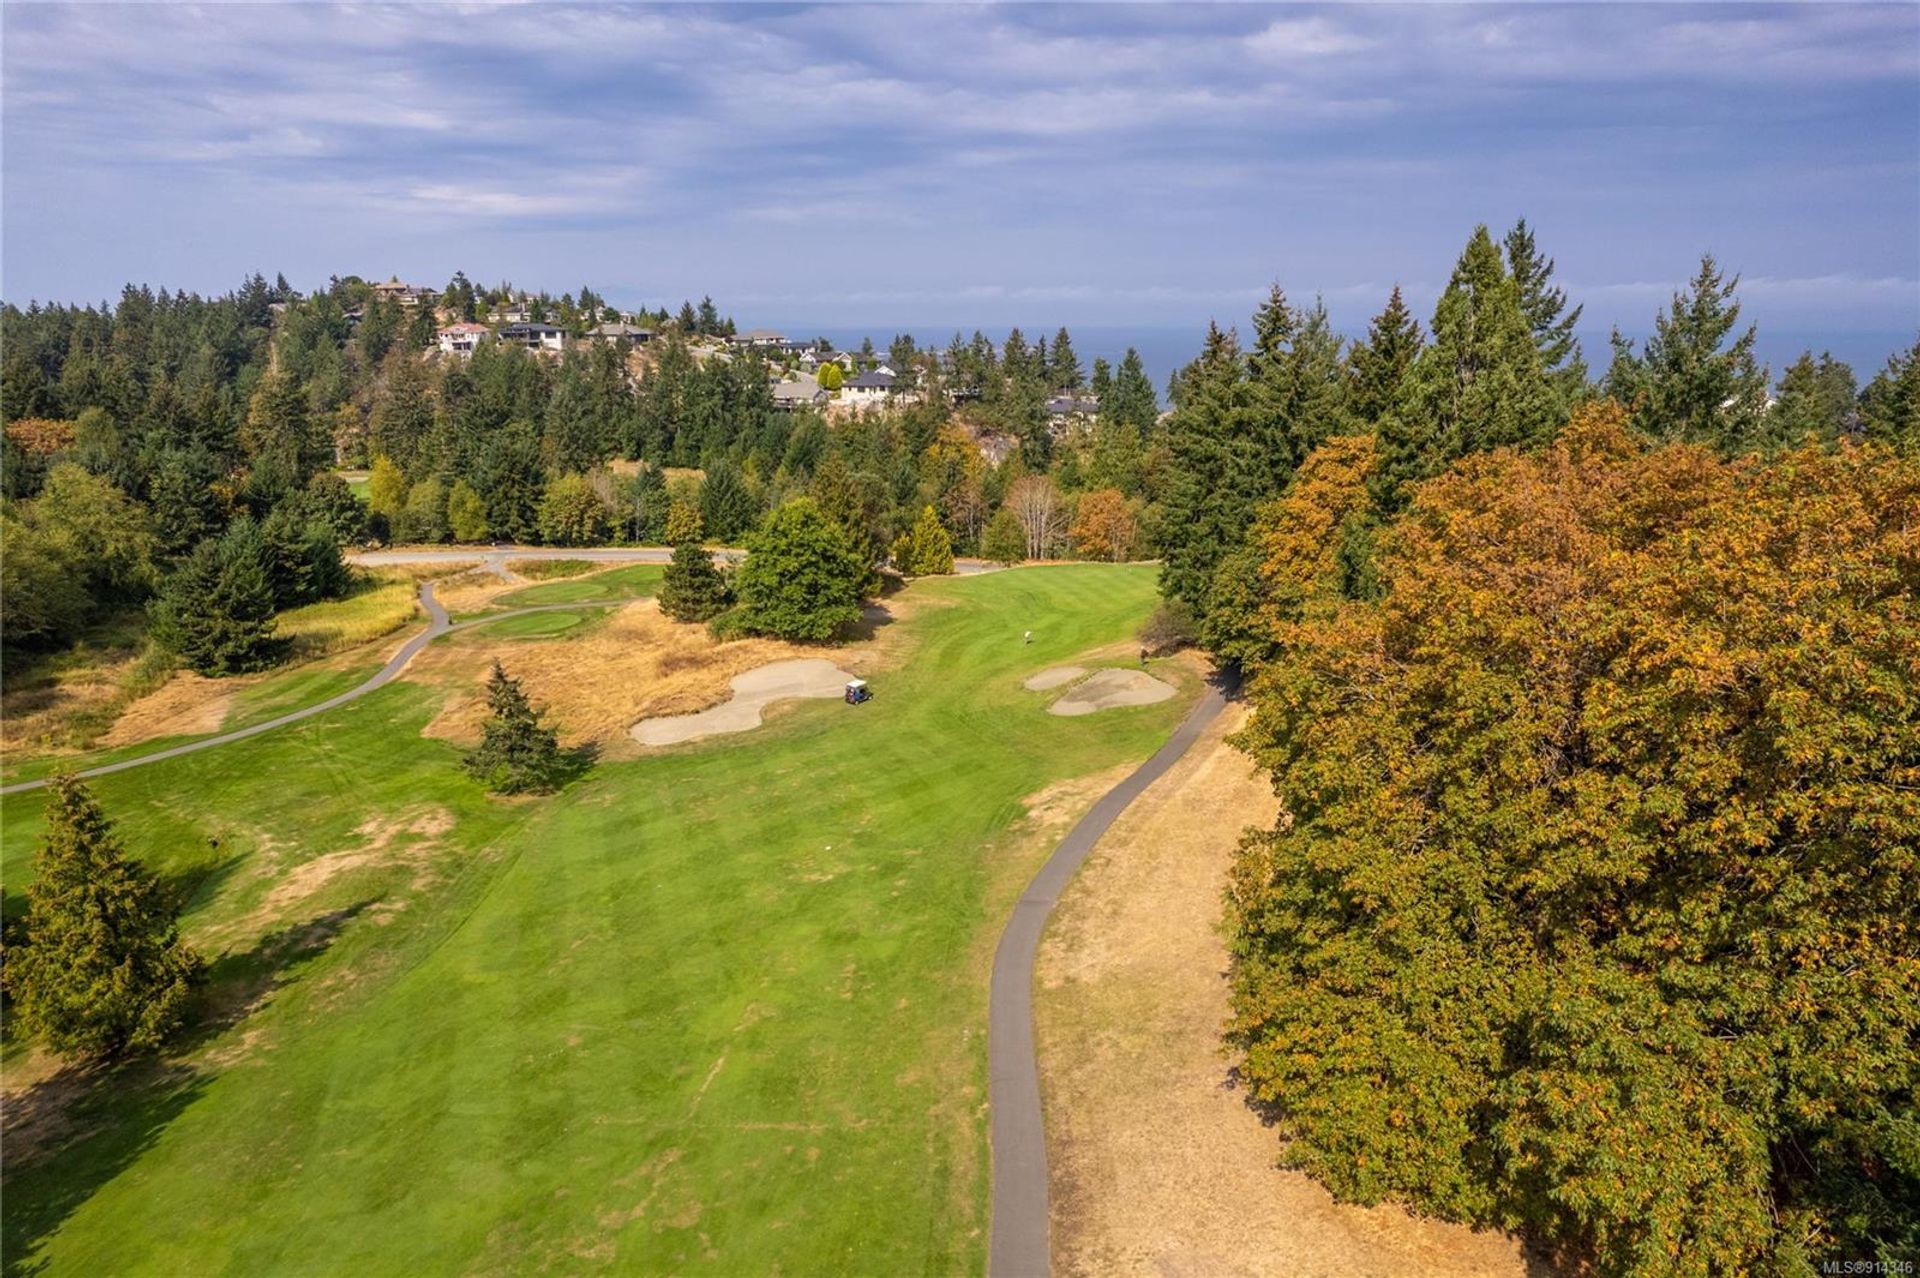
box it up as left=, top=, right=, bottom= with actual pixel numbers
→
left=0, top=901, right=371, bottom=1277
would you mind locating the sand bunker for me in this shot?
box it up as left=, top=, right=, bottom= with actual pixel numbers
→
left=631, top=658, right=855, bottom=746
left=1024, top=665, right=1087, bottom=691
left=1049, top=668, right=1176, bottom=716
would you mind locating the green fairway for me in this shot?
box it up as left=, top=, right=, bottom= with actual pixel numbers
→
left=0, top=564, right=1191, bottom=1276
left=491, top=563, right=666, bottom=610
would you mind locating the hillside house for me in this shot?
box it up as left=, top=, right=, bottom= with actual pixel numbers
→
left=841, top=370, right=897, bottom=406
left=771, top=374, right=828, bottom=411
left=436, top=322, right=491, bottom=357
left=373, top=280, right=438, bottom=308
left=588, top=321, right=654, bottom=345
left=499, top=322, right=567, bottom=353
left=735, top=328, right=788, bottom=348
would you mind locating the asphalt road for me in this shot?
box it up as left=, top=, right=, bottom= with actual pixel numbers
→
left=0, top=583, right=618, bottom=797
left=986, top=675, right=1232, bottom=1278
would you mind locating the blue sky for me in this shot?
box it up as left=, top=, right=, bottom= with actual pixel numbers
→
left=4, top=2, right=1916, bottom=353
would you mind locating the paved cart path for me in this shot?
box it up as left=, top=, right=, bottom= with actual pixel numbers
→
left=0, top=583, right=618, bottom=796
left=987, top=675, right=1232, bottom=1277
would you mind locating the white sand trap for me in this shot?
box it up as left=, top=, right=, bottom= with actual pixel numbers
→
left=630, top=658, right=855, bottom=746
left=1048, top=668, right=1176, bottom=716
left=1024, top=665, right=1087, bottom=691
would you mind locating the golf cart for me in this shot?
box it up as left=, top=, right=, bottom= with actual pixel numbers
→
left=844, top=679, right=872, bottom=705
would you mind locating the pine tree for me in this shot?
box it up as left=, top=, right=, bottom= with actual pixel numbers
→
left=1626, top=253, right=1769, bottom=453
left=1375, top=225, right=1558, bottom=512
left=1107, top=347, right=1159, bottom=433
left=1089, top=357, right=1114, bottom=407
left=659, top=541, right=731, bottom=622
left=1765, top=351, right=1857, bottom=450
left=4, top=775, right=204, bottom=1058
left=982, top=506, right=1027, bottom=565
left=1346, top=286, right=1423, bottom=427
left=1049, top=327, right=1083, bottom=392
left=699, top=460, right=760, bottom=543
left=1858, top=337, right=1919, bottom=454
left=891, top=504, right=955, bottom=576
left=149, top=517, right=282, bottom=674
left=463, top=661, right=565, bottom=794
left=1503, top=218, right=1588, bottom=406
left=1158, top=323, right=1251, bottom=611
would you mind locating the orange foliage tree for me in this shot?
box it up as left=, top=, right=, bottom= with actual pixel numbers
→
left=1070, top=487, right=1136, bottom=561
left=1225, top=402, right=1920, bottom=1276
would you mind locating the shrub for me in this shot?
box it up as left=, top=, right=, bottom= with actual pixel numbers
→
left=1137, top=599, right=1197, bottom=656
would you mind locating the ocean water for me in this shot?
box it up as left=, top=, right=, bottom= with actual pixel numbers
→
left=792, top=324, right=1914, bottom=402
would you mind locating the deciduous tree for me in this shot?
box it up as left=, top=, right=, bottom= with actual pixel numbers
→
left=733, top=497, right=866, bottom=641
left=1070, top=487, right=1136, bottom=561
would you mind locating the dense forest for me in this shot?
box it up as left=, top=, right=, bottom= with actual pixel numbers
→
left=0, top=269, right=1163, bottom=673
left=1161, top=225, right=1919, bottom=1277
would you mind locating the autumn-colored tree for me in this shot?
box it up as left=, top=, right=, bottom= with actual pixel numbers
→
left=1225, top=402, right=1920, bottom=1277
left=1069, top=487, right=1136, bottom=561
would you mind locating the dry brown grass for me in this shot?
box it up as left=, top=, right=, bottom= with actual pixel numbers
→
left=431, top=568, right=521, bottom=614
left=277, top=576, right=421, bottom=660
left=1036, top=704, right=1538, bottom=1278
left=98, top=671, right=247, bottom=746
left=405, top=599, right=838, bottom=753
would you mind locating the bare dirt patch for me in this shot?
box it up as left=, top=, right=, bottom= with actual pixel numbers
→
left=409, top=600, right=827, bottom=754
left=1023, top=665, right=1087, bottom=691
left=1036, top=704, right=1536, bottom=1277
left=98, top=671, right=248, bottom=746
left=1047, top=667, right=1175, bottom=716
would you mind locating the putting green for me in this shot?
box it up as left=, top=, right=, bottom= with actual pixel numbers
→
left=0, top=564, right=1191, bottom=1276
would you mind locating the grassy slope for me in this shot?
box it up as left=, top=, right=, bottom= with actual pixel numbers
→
left=0, top=564, right=1189, bottom=1276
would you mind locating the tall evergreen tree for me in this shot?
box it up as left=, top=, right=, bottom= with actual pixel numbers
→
left=1346, top=286, right=1423, bottom=427
left=463, top=661, right=565, bottom=794
left=1049, top=327, right=1083, bottom=392
left=659, top=541, right=732, bottom=622
left=891, top=504, right=955, bottom=576
left=1106, top=347, right=1159, bottom=432
left=1375, top=225, right=1558, bottom=511
left=1765, top=351, right=1857, bottom=450
left=1612, top=253, right=1769, bottom=454
left=1503, top=218, right=1588, bottom=405
left=1158, top=323, right=1251, bottom=611
left=148, top=516, right=282, bottom=674
left=1857, top=337, right=1920, bottom=454
left=3, top=775, right=204, bottom=1058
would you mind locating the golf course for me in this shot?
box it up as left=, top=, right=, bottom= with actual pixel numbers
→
left=0, top=562, right=1195, bottom=1275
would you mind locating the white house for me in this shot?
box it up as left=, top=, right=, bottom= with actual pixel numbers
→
left=499, top=322, right=567, bottom=353
left=436, top=322, right=491, bottom=357
left=841, top=370, right=897, bottom=407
